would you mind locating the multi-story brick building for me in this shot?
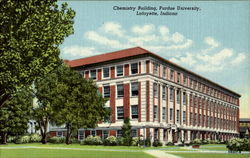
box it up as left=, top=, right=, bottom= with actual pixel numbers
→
left=53, top=47, right=240, bottom=143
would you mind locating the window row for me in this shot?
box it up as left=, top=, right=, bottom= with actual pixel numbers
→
left=152, top=62, right=238, bottom=105
left=117, top=105, right=138, bottom=120
left=103, top=82, right=139, bottom=98
left=82, top=62, right=139, bottom=80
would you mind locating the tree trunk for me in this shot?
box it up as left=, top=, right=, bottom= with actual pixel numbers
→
left=0, top=133, right=7, bottom=144
left=0, top=93, right=11, bottom=107
left=65, top=124, right=72, bottom=145
left=39, top=120, right=48, bottom=144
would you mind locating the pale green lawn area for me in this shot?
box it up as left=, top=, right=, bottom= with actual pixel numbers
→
left=171, top=153, right=250, bottom=158
left=199, top=144, right=228, bottom=151
left=2, top=143, right=175, bottom=150
left=0, top=149, right=154, bottom=158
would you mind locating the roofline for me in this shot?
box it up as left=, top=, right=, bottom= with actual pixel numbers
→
left=67, top=47, right=241, bottom=97
left=138, top=47, right=241, bottom=97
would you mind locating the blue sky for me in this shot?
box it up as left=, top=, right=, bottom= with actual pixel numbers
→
left=59, top=1, right=250, bottom=118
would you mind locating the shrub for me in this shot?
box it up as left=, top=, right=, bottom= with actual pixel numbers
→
left=131, top=137, right=140, bottom=146
left=71, top=137, right=80, bottom=144
left=30, top=133, right=41, bottom=143
left=202, top=139, right=209, bottom=144
left=191, top=138, right=202, bottom=145
left=7, top=136, right=18, bottom=143
left=152, top=139, right=163, bottom=147
left=227, top=138, right=250, bottom=152
left=82, top=135, right=102, bottom=145
left=15, top=135, right=30, bottom=144
left=145, top=137, right=151, bottom=147
left=48, top=136, right=65, bottom=144
left=103, top=136, right=117, bottom=146
left=117, top=137, right=124, bottom=146
left=166, top=142, right=174, bottom=146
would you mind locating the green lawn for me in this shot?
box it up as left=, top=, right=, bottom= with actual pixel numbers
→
left=199, top=144, right=228, bottom=151
left=171, top=153, right=250, bottom=158
left=0, top=149, right=154, bottom=158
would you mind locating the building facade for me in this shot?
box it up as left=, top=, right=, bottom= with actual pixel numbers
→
left=53, top=47, right=240, bottom=143
left=239, top=118, right=250, bottom=138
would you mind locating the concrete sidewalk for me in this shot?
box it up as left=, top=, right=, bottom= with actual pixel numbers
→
left=144, top=150, right=180, bottom=158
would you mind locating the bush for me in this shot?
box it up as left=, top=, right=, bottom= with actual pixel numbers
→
left=191, top=138, right=202, bottom=145
left=117, top=137, right=124, bottom=146
left=103, top=136, right=117, bottom=146
left=82, top=135, right=102, bottom=145
left=166, top=142, right=174, bottom=146
left=15, top=135, right=30, bottom=144
left=30, top=134, right=41, bottom=143
left=202, top=139, right=209, bottom=144
left=227, top=138, right=250, bottom=152
left=48, top=136, right=65, bottom=144
left=7, top=136, right=18, bottom=143
left=71, top=137, right=80, bottom=144
left=152, top=139, right=163, bottom=147
left=145, top=137, right=151, bottom=147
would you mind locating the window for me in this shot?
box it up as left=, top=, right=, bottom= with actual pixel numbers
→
left=103, top=130, right=109, bottom=139
left=163, top=66, right=167, bottom=78
left=90, top=70, right=96, bottom=80
left=183, top=92, right=187, bottom=105
left=170, top=69, right=174, bottom=80
left=116, top=65, right=123, bottom=77
left=117, top=130, right=123, bottom=138
left=103, top=67, right=110, bottom=78
left=131, top=105, right=138, bottom=119
left=131, top=63, right=138, bottom=74
left=190, top=79, right=193, bottom=88
left=131, top=82, right=138, bottom=96
left=57, top=131, right=63, bottom=137
left=154, top=105, right=158, bottom=120
left=190, top=112, right=193, bottom=125
left=183, top=76, right=187, bottom=85
left=177, top=73, right=181, bottom=83
left=91, top=130, right=96, bottom=136
left=117, top=107, right=124, bottom=120
left=79, top=131, right=84, bottom=140
left=153, top=63, right=158, bottom=75
left=117, top=84, right=124, bottom=97
left=131, top=129, right=137, bottom=137
left=153, top=83, right=158, bottom=97
left=154, top=129, right=158, bottom=140
left=170, top=88, right=174, bottom=102
left=79, top=71, right=84, bottom=77
left=195, top=113, right=197, bottom=126
left=177, top=89, right=180, bottom=104
left=183, top=111, right=186, bottom=124
left=162, top=107, right=166, bottom=120
left=162, top=85, right=166, bottom=99
left=176, top=110, right=180, bottom=123
left=103, top=85, right=110, bottom=98
left=104, top=107, right=111, bottom=123
left=170, top=108, right=173, bottom=120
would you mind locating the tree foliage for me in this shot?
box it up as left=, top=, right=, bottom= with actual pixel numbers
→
left=34, top=64, right=109, bottom=144
left=0, top=0, right=75, bottom=107
left=0, top=88, right=33, bottom=144
left=121, top=117, right=132, bottom=146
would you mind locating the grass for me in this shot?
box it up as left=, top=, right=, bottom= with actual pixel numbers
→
left=199, top=144, right=228, bottom=151
left=171, top=153, right=250, bottom=158
left=0, top=149, right=154, bottom=158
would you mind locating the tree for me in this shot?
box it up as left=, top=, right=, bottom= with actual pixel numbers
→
left=34, top=64, right=109, bottom=144
left=0, top=0, right=75, bottom=107
left=0, top=88, right=33, bottom=144
left=121, top=117, right=132, bottom=146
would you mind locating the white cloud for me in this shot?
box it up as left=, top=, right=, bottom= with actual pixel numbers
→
left=100, top=22, right=125, bottom=37
left=172, top=32, right=184, bottom=43
left=132, top=24, right=155, bottom=34
left=159, top=26, right=169, bottom=36
left=170, top=53, right=196, bottom=66
left=231, top=53, right=246, bottom=65
left=85, top=31, right=131, bottom=49
left=204, top=37, right=220, bottom=48
left=165, top=39, right=193, bottom=50
left=62, top=45, right=97, bottom=57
